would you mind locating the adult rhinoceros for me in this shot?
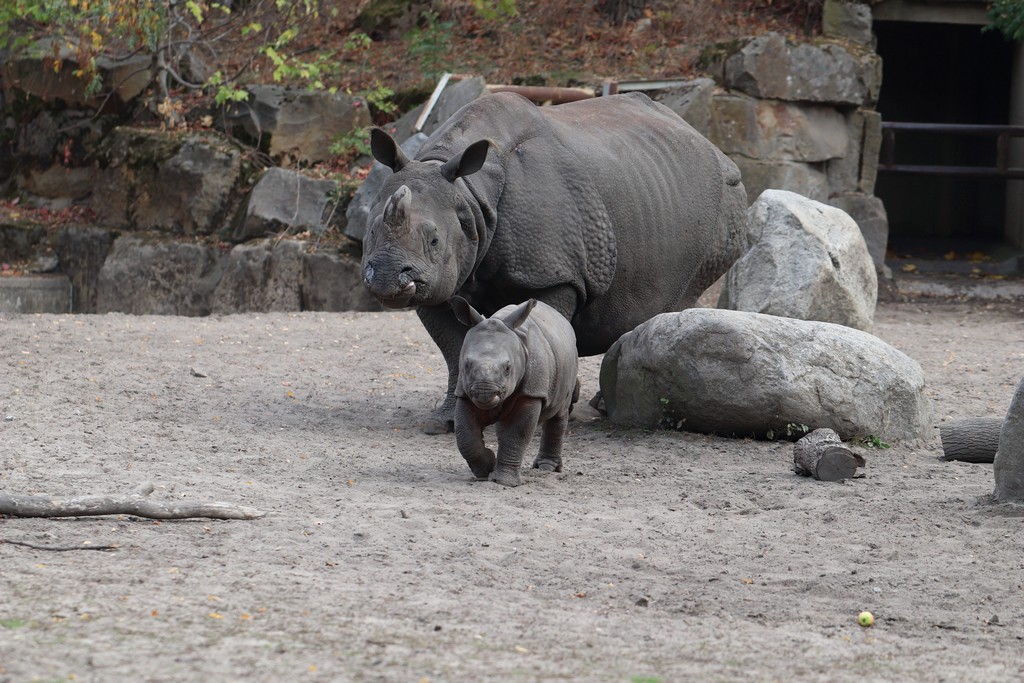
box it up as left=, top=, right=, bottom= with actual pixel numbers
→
left=362, top=91, right=746, bottom=433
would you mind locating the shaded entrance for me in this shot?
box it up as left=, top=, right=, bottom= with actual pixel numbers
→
left=873, top=16, right=1022, bottom=269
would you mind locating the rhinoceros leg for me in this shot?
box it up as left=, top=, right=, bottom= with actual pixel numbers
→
left=416, top=304, right=468, bottom=434
left=492, top=398, right=542, bottom=487
left=454, top=397, right=496, bottom=479
left=533, top=410, right=568, bottom=473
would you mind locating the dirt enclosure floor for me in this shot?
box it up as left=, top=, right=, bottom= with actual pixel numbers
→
left=2, top=299, right=1024, bottom=683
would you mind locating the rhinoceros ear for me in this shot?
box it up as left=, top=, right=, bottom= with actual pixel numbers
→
left=370, top=127, right=409, bottom=172
left=503, top=299, right=537, bottom=331
left=440, top=139, right=493, bottom=182
left=451, top=296, right=485, bottom=327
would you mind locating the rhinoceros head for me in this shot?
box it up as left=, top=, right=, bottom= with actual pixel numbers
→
left=452, top=296, right=536, bottom=410
left=361, top=128, right=492, bottom=309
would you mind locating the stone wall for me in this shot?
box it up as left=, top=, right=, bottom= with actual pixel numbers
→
left=656, top=22, right=889, bottom=278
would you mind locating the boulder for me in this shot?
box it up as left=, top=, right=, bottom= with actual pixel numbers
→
left=994, top=377, right=1024, bottom=503
left=720, top=189, right=878, bottom=331
left=234, top=167, right=337, bottom=242
left=344, top=132, right=428, bottom=241
left=224, top=85, right=371, bottom=165
left=16, top=166, right=95, bottom=210
left=302, top=250, right=384, bottom=312
left=0, top=275, right=71, bottom=314
left=96, top=235, right=223, bottom=316
left=705, top=33, right=882, bottom=107
left=91, top=127, right=258, bottom=236
left=212, top=239, right=305, bottom=313
left=599, top=308, right=933, bottom=442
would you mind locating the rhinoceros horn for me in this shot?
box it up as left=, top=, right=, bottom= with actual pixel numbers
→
left=382, top=185, right=412, bottom=236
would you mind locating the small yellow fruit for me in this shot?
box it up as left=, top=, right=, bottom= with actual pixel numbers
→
left=858, top=611, right=875, bottom=627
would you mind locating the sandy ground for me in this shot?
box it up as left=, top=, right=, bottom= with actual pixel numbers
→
left=2, top=299, right=1024, bottom=683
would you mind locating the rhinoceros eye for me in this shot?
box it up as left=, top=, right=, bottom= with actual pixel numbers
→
left=503, top=362, right=511, bottom=376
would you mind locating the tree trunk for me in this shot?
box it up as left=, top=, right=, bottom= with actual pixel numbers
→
left=994, top=377, right=1024, bottom=502
left=793, top=428, right=865, bottom=482
left=939, top=418, right=1004, bottom=463
left=597, top=0, right=646, bottom=25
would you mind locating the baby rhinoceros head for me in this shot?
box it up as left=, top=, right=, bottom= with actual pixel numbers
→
left=452, top=297, right=537, bottom=411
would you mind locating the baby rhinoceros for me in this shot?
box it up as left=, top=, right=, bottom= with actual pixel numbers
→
left=451, top=296, right=580, bottom=487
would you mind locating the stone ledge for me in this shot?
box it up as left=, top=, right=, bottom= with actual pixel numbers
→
left=0, top=275, right=72, bottom=314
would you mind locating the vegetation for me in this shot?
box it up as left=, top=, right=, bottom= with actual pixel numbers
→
left=986, top=0, right=1024, bottom=42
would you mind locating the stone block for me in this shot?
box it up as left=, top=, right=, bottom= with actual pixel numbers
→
left=212, top=239, right=305, bottom=314
left=823, top=0, right=875, bottom=47
left=710, top=32, right=882, bottom=107
left=826, top=108, right=882, bottom=195
left=655, top=78, right=716, bottom=138
left=224, top=85, right=371, bottom=165
left=0, top=275, right=71, bottom=314
left=91, top=127, right=258, bottom=236
left=709, top=93, right=847, bottom=163
left=827, top=192, right=889, bottom=275
left=732, top=156, right=830, bottom=204
left=56, top=226, right=116, bottom=313
left=302, top=250, right=383, bottom=312
left=235, top=167, right=337, bottom=242
left=96, top=235, right=223, bottom=315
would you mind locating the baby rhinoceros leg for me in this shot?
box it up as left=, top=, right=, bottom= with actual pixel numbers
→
left=534, top=377, right=579, bottom=472
left=491, top=398, right=543, bottom=487
left=454, top=397, right=497, bottom=479
left=533, top=409, right=568, bottom=473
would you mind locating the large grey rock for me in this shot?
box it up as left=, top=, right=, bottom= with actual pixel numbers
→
left=212, top=239, right=305, bottom=313
left=224, top=85, right=371, bottom=165
left=708, top=33, right=882, bottom=107
left=235, top=167, right=337, bottom=242
left=16, top=166, right=95, bottom=210
left=91, top=128, right=258, bottom=236
left=96, top=236, right=223, bottom=315
left=0, top=38, right=152, bottom=108
left=344, top=133, right=428, bottom=241
left=600, top=308, right=933, bottom=441
left=655, top=78, right=716, bottom=138
left=709, top=93, right=848, bottom=163
left=827, top=192, right=890, bottom=277
left=720, top=189, right=877, bottom=331
left=302, top=250, right=384, bottom=312
left=994, top=377, right=1024, bottom=503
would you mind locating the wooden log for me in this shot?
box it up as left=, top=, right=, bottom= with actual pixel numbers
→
left=939, top=417, right=1003, bottom=463
left=793, top=428, right=866, bottom=482
left=0, top=482, right=266, bottom=520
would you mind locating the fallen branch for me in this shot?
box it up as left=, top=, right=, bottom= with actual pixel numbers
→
left=0, top=482, right=266, bottom=520
left=1, top=539, right=119, bottom=552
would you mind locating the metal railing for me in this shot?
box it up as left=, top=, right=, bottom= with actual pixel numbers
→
left=879, top=122, right=1024, bottom=180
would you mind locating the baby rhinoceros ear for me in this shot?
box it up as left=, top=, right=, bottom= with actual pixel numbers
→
left=502, top=299, right=538, bottom=331
left=451, top=296, right=485, bottom=327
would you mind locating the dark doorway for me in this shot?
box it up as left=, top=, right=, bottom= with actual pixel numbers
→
left=874, top=20, right=1015, bottom=260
